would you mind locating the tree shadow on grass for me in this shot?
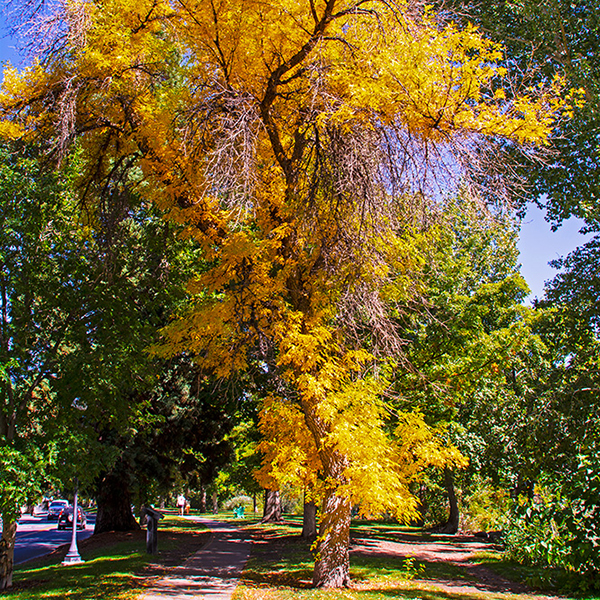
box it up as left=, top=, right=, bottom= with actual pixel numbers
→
left=351, top=545, right=531, bottom=596
left=242, top=532, right=314, bottom=589
left=244, top=522, right=532, bottom=599
left=8, top=552, right=146, bottom=598
left=351, top=540, right=474, bottom=580
left=242, top=567, right=314, bottom=589
left=352, top=525, right=496, bottom=552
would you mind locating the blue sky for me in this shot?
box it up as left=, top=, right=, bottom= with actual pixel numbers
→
left=0, top=23, right=19, bottom=67
left=0, top=23, right=590, bottom=302
left=518, top=206, right=591, bottom=302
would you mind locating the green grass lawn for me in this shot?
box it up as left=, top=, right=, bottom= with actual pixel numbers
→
left=473, top=551, right=600, bottom=600
left=4, top=515, right=209, bottom=600
left=233, top=519, right=599, bottom=600
left=8, top=514, right=600, bottom=600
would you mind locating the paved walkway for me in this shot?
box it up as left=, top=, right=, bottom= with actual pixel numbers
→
left=142, top=518, right=251, bottom=600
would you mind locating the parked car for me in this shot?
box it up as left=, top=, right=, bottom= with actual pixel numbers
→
left=57, top=506, right=87, bottom=530
left=47, top=500, right=70, bottom=520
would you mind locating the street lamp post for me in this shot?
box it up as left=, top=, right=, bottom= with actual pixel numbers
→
left=62, top=478, right=84, bottom=565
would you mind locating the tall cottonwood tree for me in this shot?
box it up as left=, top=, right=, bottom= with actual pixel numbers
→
left=0, top=0, right=568, bottom=586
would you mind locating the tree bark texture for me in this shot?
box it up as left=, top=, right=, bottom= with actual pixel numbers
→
left=0, top=516, right=17, bottom=590
left=440, top=467, right=459, bottom=534
left=302, top=498, right=317, bottom=539
left=212, top=491, right=218, bottom=514
left=262, top=489, right=283, bottom=523
left=299, top=394, right=353, bottom=587
left=94, top=469, right=140, bottom=534
left=313, top=486, right=351, bottom=587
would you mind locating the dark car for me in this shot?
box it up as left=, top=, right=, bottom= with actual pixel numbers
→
left=47, top=500, right=70, bottom=520
left=57, top=507, right=87, bottom=530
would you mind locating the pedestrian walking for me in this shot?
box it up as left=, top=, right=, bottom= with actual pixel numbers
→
left=177, top=494, right=186, bottom=516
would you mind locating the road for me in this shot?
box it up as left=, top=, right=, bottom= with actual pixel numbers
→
left=14, top=513, right=95, bottom=564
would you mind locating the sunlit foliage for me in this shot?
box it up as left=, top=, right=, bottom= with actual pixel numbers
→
left=0, top=0, right=568, bottom=586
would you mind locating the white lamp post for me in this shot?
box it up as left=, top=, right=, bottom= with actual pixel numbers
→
left=62, top=478, right=84, bottom=565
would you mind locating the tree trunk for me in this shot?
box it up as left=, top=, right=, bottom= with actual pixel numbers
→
left=414, top=482, right=427, bottom=527
left=94, top=470, right=140, bottom=534
left=212, top=491, right=218, bottom=514
left=262, top=489, right=283, bottom=523
left=313, top=486, right=351, bottom=587
left=302, top=497, right=317, bottom=539
left=199, top=486, right=207, bottom=513
left=439, top=467, right=459, bottom=534
left=300, top=394, right=352, bottom=588
left=0, top=515, right=17, bottom=590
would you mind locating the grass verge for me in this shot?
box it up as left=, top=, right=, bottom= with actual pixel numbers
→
left=4, top=515, right=210, bottom=600
left=234, top=519, right=592, bottom=600
left=474, top=551, right=600, bottom=599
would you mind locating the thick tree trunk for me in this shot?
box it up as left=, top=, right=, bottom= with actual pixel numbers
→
left=262, top=489, right=283, bottom=523
left=212, top=491, right=218, bottom=514
left=0, top=515, right=17, bottom=590
left=439, top=468, right=459, bottom=534
left=302, top=498, right=317, bottom=539
left=94, top=470, right=140, bottom=534
left=313, top=487, right=351, bottom=587
left=300, top=392, right=352, bottom=588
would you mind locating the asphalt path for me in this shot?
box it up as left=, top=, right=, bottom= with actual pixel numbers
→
left=14, top=513, right=95, bottom=564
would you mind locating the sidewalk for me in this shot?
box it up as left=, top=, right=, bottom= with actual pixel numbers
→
left=142, top=517, right=251, bottom=600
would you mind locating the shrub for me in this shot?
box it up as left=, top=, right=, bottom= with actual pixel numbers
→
left=223, top=495, right=253, bottom=510
left=461, top=481, right=511, bottom=532
left=504, top=455, right=600, bottom=592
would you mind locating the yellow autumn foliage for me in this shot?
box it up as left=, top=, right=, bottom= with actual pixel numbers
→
left=0, top=0, right=570, bottom=584
left=256, top=375, right=467, bottom=521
